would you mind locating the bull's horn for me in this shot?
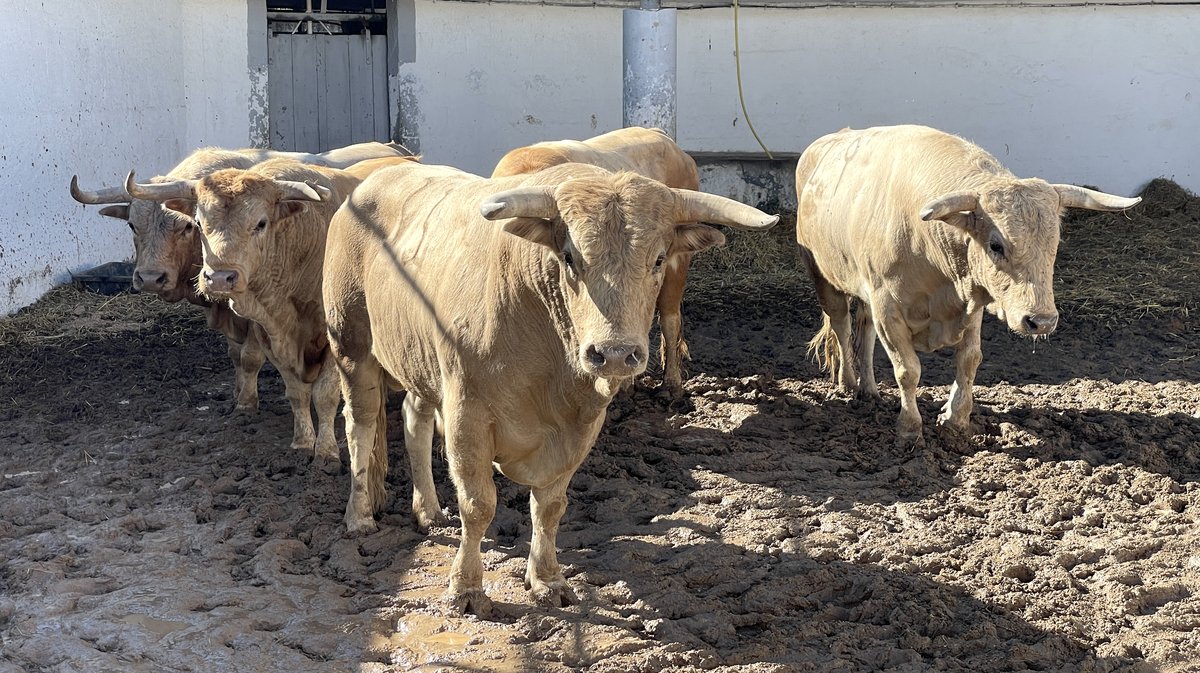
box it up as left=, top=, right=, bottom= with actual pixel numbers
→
left=919, top=191, right=980, bottom=222
left=125, top=171, right=198, bottom=202
left=672, top=190, right=779, bottom=230
left=479, top=186, right=558, bottom=220
left=69, top=176, right=131, bottom=205
left=275, top=180, right=329, bottom=202
left=1053, top=184, right=1141, bottom=212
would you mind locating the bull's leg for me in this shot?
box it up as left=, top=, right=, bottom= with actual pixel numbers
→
left=938, top=310, right=984, bottom=432
left=278, top=369, right=318, bottom=453
left=402, top=393, right=446, bottom=530
left=526, top=472, right=578, bottom=607
left=657, top=253, right=692, bottom=398
left=312, top=357, right=342, bottom=475
left=873, top=309, right=925, bottom=448
left=231, top=331, right=265, bottom=413
left=443, top=398, right=497, bottom=617
left=854, top=307, right=880, bottom=400
left=338, top=356, right=387, bottom=534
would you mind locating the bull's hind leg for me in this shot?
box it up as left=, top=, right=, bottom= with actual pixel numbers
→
left=938, top=310, right=984, bottom=432
left=657, top=252, right=693, bottom=398
left=402, top=393, right=446, bottom=530
left=527, top=471, right=579, bottom=608
left=853, top=306, right=880, bottom=400
left=311, top=357, right=342, bottom=475
left=443, top=392, right=497, bottom=617
left=337, top=356, right=387, bottom=534
left=799, top=248, right=858, bottom=394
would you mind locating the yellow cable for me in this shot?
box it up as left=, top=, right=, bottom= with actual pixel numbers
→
left=733, top=0, right=774, bottom=159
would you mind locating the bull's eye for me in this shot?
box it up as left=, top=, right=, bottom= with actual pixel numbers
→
left=562, top=250, right=576, bottom=272
left=255, top=219, right=268, bottom=232
left=988, top=238, right=1006, bottom=259
left=654, top=254, right=665, bottom=271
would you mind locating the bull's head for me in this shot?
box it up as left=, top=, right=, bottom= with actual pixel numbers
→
left=126, top=170, right=329, bottom=299
left=920, top=182, right=1140, bottom=337
left=70, top=175, right=201, bottom=302
left=481, top=171, right=778, bottom=380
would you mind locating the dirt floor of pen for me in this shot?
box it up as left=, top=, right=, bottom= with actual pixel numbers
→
left=1, top=179, right=1198, bottom=672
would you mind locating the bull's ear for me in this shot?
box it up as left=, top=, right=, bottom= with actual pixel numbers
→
left=163, top=199, right=194, bottom=215
left=670, top=223, right=725, bottom=255
left=920, top=191, right=992, bottom=240
left=274, top=201, right=308, bottom=221
left=98, top=205, right=130, bottom=220
left=501, top=217, right=558, bottom=248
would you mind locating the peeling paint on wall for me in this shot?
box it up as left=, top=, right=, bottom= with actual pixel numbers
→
left=248, top=66, right=270, bottom=149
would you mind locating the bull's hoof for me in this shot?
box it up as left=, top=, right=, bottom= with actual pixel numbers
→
left=414, top=507, right=449, bottom=532
left=895, top=428, right=925, bottom=451
left=344, top=512, right=378, bottom=536
left=312, top=453, right=342, bottom=476
left=857, top=386, right=882, bottom=403
left=446, top=588, right=493, bottom=618
left=291, top=438, right=316, bottom=452
left=936, top=409, right=972, bottom=434
left=526, top=578, right=578, bottom=608
left=231, top=401, right=259, bottom=416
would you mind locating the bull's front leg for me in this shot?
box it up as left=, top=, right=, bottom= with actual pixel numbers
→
left=311, top=356, right=343, bottom=475
left=526, top=471, right=579, bottom=608
left=874, top=309, right=925, bottom=448
left=444, top=399, right=497, bottom=617
left=657, top=253, right=692, bottom=398
left=277, top=367, right=317, bottom=455
left=402, top=393, right=446, bottom=530
left=231, top=330, right=265, bottom=413
left=938, top=310, right=984, bottom=432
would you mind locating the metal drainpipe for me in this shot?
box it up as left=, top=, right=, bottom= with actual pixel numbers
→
left=622, top=0, right=677, bottom=139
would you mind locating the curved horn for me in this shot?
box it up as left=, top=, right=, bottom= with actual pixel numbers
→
left=275, top=180, right=329, bottom=202
left=125, top=171, right=198, bottom=203
left=672, top=190, right=779, bottom=230
left=69, top=176, right=131, bottom=205
left=479, top=186, right=558, bottom=220
left=1053, top=184, right=1141, bottom=212
left=919, top=191, right=980, bottom=222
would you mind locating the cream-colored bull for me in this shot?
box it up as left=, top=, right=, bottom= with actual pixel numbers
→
left=796, top=125, right=1140, bottom=446
left=492, top=126, right=702, bottom=397
left=323, top=160, right=778, bottom=614
left=127, top=159, right=362, bottom=473
left=69, top=143, right=414, bottom=413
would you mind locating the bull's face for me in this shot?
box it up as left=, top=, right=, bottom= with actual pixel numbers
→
left=922, top=180, right=1063, bottom=337
left=481, top=170, right=779, bottom=381
left=192, top=171, right=324, bottom=299
left=125, top=199, right=203, bottom=303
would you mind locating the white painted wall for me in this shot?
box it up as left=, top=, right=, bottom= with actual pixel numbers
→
left=397, top=2, right=1198, bottom=197
left=1, top=0, right=256, bottom=315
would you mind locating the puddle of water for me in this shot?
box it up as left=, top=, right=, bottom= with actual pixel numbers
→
left=120, top=613, right=188, bottom=640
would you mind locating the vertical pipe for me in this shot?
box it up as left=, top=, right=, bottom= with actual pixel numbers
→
left=622, top=5, right=677, bottom=139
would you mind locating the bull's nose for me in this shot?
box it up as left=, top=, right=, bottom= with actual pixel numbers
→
left=1021, top=313, right=1059, bottom=335
left=583, top=342, right=646, bottom=377
left=204, top=268, right=239, bottom=293
left=134, top=269, right=169, bottom=292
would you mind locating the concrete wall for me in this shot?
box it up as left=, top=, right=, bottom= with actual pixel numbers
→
left=0, top=0, right=258, bottom=315
left=396, top=2, right=1198, bottom=202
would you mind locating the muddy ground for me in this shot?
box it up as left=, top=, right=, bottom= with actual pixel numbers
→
left=1, top=188, right=1199, bottom=672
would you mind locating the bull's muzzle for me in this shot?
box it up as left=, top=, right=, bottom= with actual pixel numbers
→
left=203, top=268, right=240, bottom=295
left=582, top=341, right=647, bottom=379
left=133, top=268, right=172, bottom=294
left=1018, top=312, right=1059, bottom=336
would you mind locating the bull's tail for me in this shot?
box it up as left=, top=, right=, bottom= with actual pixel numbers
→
left=369, top=383, right=389, bottom=515
left=806, top=314, right=841, bottom=384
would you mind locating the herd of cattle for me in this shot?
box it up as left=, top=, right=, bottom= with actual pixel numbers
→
left=68, top=125, right=1140, bottom=615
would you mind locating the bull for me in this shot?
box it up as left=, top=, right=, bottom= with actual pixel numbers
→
left=795, top=125, right=1140, bottom=446
left=323, top=160, right=778, bottom=614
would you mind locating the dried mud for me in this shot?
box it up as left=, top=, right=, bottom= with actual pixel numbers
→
left=2, top=202, right=1199, bottom=672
